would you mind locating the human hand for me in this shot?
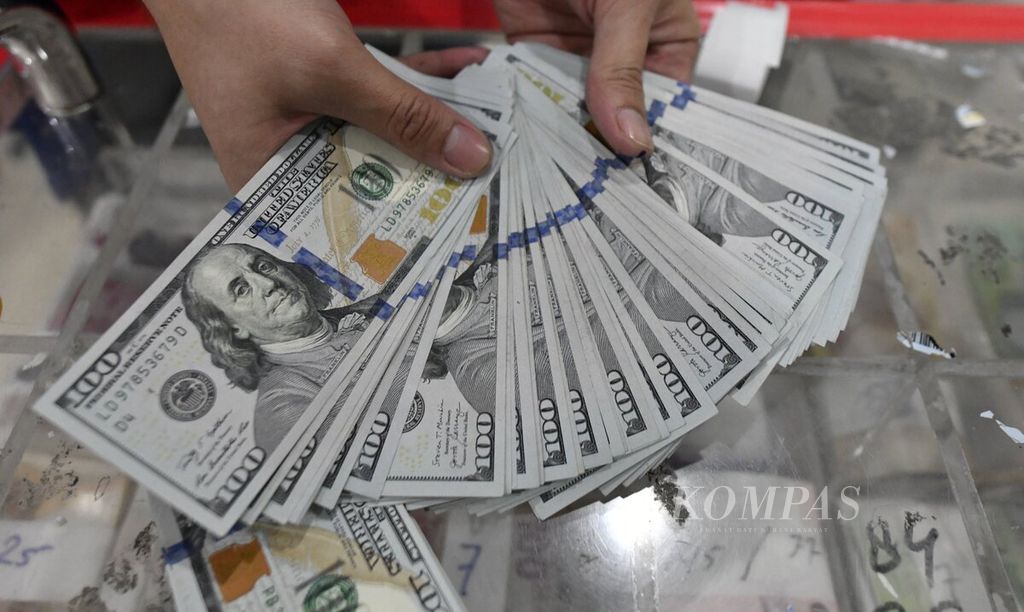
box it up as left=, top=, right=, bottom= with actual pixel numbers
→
left=493, top=0, right=700, bottom=156
left=144, top=0, right=493, bottom=192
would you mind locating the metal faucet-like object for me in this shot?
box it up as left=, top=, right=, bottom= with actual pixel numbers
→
left=0, top=6, right=98, bottom=115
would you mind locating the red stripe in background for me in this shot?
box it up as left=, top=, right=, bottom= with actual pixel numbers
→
left=50, top=0, right=1024, bottom=43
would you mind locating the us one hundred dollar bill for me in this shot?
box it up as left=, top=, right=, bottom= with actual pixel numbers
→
left=32, top=39, right=888, bottom=547
left=35, top=118, right=508, bottom=535
left=155, top=500, right=464, bottom=612
left=379, top=173, right=507, bottom=499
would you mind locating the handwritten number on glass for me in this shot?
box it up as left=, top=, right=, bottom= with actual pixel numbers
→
left=867, top=513, right=961, bottom=611
left=0, top=534, right=53, bottom=567
left=904, top=513, right=939, bottom=588
left=867, top=517, right=901, bottom=573
left=456, top=543, right=482, bottom=596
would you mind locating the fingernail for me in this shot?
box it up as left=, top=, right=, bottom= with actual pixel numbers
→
left=616, top=107, right=653, bottom=153
left=443, top=123, right=492, bottom=176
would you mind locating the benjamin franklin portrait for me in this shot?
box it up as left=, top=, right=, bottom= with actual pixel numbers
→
left=181, top=243, right=372, bottom=452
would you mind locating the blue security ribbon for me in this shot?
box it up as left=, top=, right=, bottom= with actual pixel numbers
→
left=372, top=300, right=395, bottom=320
left=293, top=247, right=363, bottom=300
left=578, top=182, right=602, bottom=199
left=647, top=99, right=667, bottom=125
left=163, top=541, right=190, bottom=565
left=260, top=226, right=286, bottom=247
left=671, top=82, right=696, bottom=109
left=248, top=217, right=287, bottom=247
left=554, top=206, right=574, bottom=226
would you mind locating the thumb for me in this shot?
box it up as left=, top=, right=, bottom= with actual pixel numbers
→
left=306, top=45, right=492, bottom=178
left=586, top=0, right=658, bottom=157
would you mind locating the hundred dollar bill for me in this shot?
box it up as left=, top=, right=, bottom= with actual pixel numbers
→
left=647, top=126, right=859, bottom=251
left=519, top=173, right=618, bottom=466
left=265, top=199, right=488, bottom=521
left=511, top=71, right=793, bottom=330
left=526, top=144, right=769, bottom=401
left=332, top=184, right=500, bottom=503
left=518, top=157, right=609, bottom=471
left=648, top=121, right=879, bottom=344
left=499, top=44, right=851, bottom=331
left=508, top=144, right=580, bottom=483
left=271, top=291, right=433, bottom=522
left=524, top=194, right=625, bottom=459
left=503, top=51, right=778, bottom=408
left=532, top=238, right=613, bottom=470
left=507, top=169, right=544, bottom=483
left=338, top=205, right=492, bottom=501
left=515, top=156, right=584, bottom=482
left=503, top=40, right=883, bottom=168
left=503, top=163, right=544, bottom=490
left=312, top=292, right=437, bottom=508
left=288, top=202, right=483, bottom=516
left=35, top=118, right=508, bottom=535
left=535, top=156, right=718, bottom=435
left=585, top=201, right=763, bottom=398
left=668, top=113, right=887, bottom=345
left=631, top=139, right=842, bottom=330
left=536, top=176, right=668, bottom=453
left=561, top=134, right=837, bottom=382
left=379, top=169, right=510, bottom=498
left=257, top=328, right=380, bottom=523
left=257, top=220, right=475, bottom=523
left=544, top=270, right=614, bottom=466
left=497, top=162, right=541, bottom=491
left=647, top=124, right=862, bottom=340
left=155, top=501, right=465, bottom=612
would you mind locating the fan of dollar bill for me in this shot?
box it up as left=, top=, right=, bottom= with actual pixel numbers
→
left=34, top=41, right=886, bottom=610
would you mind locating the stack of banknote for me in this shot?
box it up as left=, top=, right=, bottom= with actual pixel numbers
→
left=34, top=42, right=886, bottom=610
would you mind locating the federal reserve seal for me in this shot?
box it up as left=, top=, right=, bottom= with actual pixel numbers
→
left=303, top=574, right=357, bottom=612
left=404, top=392, right=426, bottom=433
left=159, top=370, right=216, bottom=421
left=350, top=161, right=393, bottom=201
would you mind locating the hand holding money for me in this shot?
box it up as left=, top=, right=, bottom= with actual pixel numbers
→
left=143, top=0, right=701, bottom=190
left=143, top=0, right=494, bottom=190
left=33, top=38, right=887, bottom=612
left=493, top=0, right=701, bottom=155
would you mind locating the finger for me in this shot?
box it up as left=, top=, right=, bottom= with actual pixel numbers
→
left=399, top=47, right=490, bottom=78
left=302, top=44, right=492, bottom=178
left=645, top=0, right=702, bottom=82
left=493, top=0, right=591, bottom=39
left=586, top=0, right=659, bottom=157
left=645, top=40, right=700, bottom=82
left=503, top=32, right=594, bottom=56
